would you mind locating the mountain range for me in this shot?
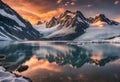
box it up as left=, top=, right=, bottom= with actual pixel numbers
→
left=35, top=10, right=120, bottom=41
left=0, top=0, right=120, bottom=41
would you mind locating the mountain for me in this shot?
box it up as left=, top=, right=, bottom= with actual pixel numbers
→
left=0, top=0, right=119, bottom=41
left=89, top=14, right=119, bottom=25
left=46, top=17, right=58, bottom=28
left=75, top=14, right=120, bottom=41
left=46, top=10, right=89, bottom=28
left=36, top=10, right=89, bottom=40
left=35, top=10, right=120, bottom=41
left=0, top=42, right=33, bottom=71
left=0, top=0, right=41, bottom=40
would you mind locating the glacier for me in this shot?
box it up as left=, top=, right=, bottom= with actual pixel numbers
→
left=75, top=21, right=120, bottom=41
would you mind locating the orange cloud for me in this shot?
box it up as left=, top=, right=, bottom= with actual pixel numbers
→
left=3, top=0, right=65, bottom=24
left=40, top=8, right=65, bottom=21
left=21, top=7, right=65, bottom=24
left=3, top=0, right=120, bottom=24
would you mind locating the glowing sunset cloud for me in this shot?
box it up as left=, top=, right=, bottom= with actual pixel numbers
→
left=3, top=0, right=120, bottom=24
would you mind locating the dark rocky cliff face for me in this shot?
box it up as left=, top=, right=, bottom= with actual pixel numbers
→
left=0, top=1, right=41, bottom=40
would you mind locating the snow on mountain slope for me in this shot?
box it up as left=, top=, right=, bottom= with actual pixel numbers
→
left=44, top=25, right=76, bottom=38
left=35, top=10, right=119, bottom=41
left=0, top=9, right=25, bottom=27
left=74, top=22, right=120, bottom=41
left=35, top=10, right=89, bottom=40
left=0, top=1, right=41, bottom=40
left=34, top=23, right=63, bottom=37
left=35, top=23, right=76, bottom=39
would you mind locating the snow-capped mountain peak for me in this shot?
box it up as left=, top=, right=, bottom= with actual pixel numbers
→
left=90, top=14, right=119, bottom=25
left=75, top=14, right=120, bottom=41
left=46, top=10, right=89, bottom=28
left=46, top=17, right=57, bottom=28
left=36, top=10, right=89, bottom=40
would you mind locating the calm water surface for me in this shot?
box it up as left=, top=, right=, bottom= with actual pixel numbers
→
left=0, top=41, right=120, bottom=82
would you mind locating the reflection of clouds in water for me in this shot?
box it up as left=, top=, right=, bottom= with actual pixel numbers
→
left=34, top=42, right=75, bottom=58
left=0, top=41, right=120, bottom=70
left=91, top=51, right=104, bottom=61
left=14, top=55, right=120, bottom=82
left=81, top=43, right=120, bottom=57
left=109, top=59, right=120, bottom=65
left=24, top=56, right=62, bottom=72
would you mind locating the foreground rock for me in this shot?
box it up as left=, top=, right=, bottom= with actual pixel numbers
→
left=17, top=65, right=29, bottom=72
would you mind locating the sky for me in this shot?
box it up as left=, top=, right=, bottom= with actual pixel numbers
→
left=3, top=0, right=120, bottom=24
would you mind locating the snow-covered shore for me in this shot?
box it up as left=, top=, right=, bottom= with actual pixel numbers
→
left=0, top=66, right=30, bottom=82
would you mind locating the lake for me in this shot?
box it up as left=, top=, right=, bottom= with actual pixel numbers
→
left=0, top=41, right=120, bottom=82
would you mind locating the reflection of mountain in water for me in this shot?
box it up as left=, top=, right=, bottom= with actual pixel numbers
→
left=0, top=41, right=120, bottom=71
left=39, top=43, right=119, bottom=68
left=0, top=42, right=34, bottom=71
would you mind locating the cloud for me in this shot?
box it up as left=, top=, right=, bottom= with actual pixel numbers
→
left=40, top=8, right=65, bottom=21
left=57, top=0, right=62, bottom=4
left=3, top=0, right=120, bottom=24
left=71, top=2, right=75, bottom=5
left=114, top=0, right=119, bottom=5
left=4, top=0, right=65, bottom=24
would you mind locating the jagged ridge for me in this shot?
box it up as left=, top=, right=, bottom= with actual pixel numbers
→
left=89, top=14, right=119, bottom=25
left=38, top=10, right=119, bottom=40
left=43, top=10, right=89, bottom=40
left=46, top=10, right=89, bottom=28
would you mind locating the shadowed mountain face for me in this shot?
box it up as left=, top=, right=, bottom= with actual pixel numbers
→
left=0, top=1, right=41, bottom=40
